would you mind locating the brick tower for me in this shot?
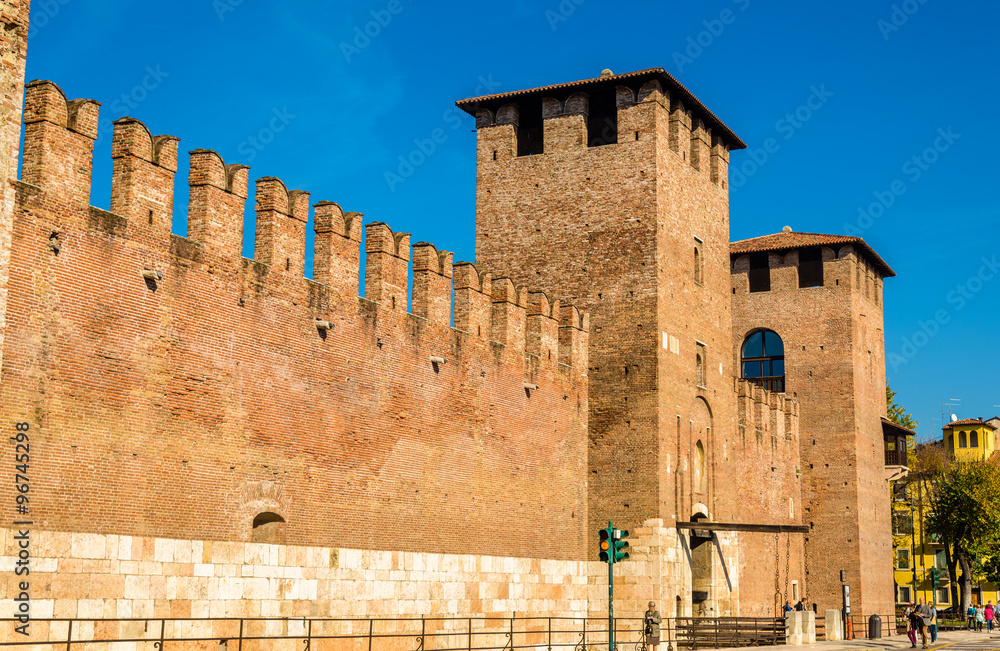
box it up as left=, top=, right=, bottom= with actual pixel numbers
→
left=458, top=69, right=778, bottom=614
left=730, top=230, right=896, bottom=616
left=0, top=0, right=31, bottom=372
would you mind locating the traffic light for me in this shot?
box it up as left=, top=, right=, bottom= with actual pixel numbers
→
left=599, top=527, right=612, bottom=563
left=613, top=529, right=630, bottom=561
left=930, top=568, right=940, bottom=587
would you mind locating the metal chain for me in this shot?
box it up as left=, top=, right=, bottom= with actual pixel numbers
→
left=774, top=533, right=781, bottom=615
left=784, top=534, right=791, bottom=606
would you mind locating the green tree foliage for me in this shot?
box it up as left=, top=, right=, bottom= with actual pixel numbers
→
left=886, top=384, right=919, bottom=431
left=926, top=461, right=1000, bottom=610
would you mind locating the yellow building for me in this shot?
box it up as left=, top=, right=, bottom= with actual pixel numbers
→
left=944, top=418, right=998, bottom=462
left=892, top=417, right=1000, bottom=608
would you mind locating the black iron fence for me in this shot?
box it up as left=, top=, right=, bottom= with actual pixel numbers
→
left=0, top=615, right=793, bottom=650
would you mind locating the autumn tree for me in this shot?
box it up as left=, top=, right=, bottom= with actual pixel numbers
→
left=926, top=461, right=1000, bottom=611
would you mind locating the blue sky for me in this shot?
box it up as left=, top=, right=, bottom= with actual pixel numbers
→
left=24, top=0, right=999, bottom=441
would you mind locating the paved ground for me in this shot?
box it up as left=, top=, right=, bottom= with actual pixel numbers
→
left=685, top=629, right=1000, bottom=651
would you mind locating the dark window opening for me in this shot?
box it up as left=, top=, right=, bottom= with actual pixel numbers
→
left=251, top=511, right=287, bottom=544
left=748, top=253, right=770, bottom=292
left=799, top=247, right=824, bottom=288
left=516, top=98, right=544, bottom=157
left=741, top=329, right=784, bottom=393
left=587, top=89, right=618, bottom=147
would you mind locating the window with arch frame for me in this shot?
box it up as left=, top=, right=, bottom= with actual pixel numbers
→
left=741, top=329, right=785, bottom=393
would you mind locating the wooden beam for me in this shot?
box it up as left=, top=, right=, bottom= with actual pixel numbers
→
left=676, top=521, right=809, bottom=534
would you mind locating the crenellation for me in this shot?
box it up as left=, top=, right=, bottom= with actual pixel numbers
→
left=690, top=118, right=710, bottom=172
left=526, top=291, right=559, bottom=367
left=412, top=241, right=454, bottom=327
left=187, top=148, right=249, bottom=261
left=667, top=99, right=691, bottom=159
left=543, top=112, right=586, bottom=151
left=490, top=277, right=527, bottom=355
left=453, top=262, right=492, bottom=338
left=312, top=201, right=362, bottom=293
left=558, top=304, right=589, bottom=372
left=110, top=117, right=179, bottom=234
left=365, top=221, right=411, bottom=311
left=254, top=176, right=309, bottom=276
left=542, top=97, right=563, bottom=118
left=21, top=80, right=100, bottom=211
left=710, top=135, right=729, bottom=186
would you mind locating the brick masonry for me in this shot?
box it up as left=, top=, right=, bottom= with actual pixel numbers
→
left=0, top=9, right=897, bottom=625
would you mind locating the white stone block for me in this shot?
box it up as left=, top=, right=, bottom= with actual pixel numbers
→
left=193, top=563, right=213, bottom=577
left=825, top=610, right=844, bottom=641
left=71, top=533, right=106, bottom=559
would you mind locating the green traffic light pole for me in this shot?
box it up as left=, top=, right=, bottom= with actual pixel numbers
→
left=608, top=521, right=615, bottom=651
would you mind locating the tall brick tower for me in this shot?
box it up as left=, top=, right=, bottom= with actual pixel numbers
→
left=0, top=0, right=31, bottom=372
left=459, top=70, right=769, bottom=614
left=730, top=230, right=896, bottom=616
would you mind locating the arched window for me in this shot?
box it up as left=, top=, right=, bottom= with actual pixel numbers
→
left=251, top=511, right=286, bottom=544
left=696, top=352, right=705, bottom=387
left=959, top=431, right=967, bottom=448
left=741, top=329, right=785, bottom=393
left=971, top=430, right=979, bottom=447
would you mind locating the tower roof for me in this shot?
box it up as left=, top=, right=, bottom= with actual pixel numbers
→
left=455, top=68, right=746, bottom=151
left=730, top=230, right=895, bottom=277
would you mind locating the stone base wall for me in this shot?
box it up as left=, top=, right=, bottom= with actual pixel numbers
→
left=0, top=520, right=760, bottom=647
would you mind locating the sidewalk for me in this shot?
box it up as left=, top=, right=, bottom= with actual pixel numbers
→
left=681, top=629, right=1000, bottom=651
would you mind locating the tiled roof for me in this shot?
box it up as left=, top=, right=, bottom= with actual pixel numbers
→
left=881, top=417, right=915, bottom=436
left=943, top=418, right=997, bottom=430
left=455, top=68, right=746, bottom=150
left=729, top=231, right=895, bottom=277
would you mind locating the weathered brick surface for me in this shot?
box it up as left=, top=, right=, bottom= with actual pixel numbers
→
left=470, top=79, right=805, bottom=616
left=0, top=0, right=31, bottom=375
left=731, top=244, right=893, bottom=616
left=0, top=84, right=590, bottom=560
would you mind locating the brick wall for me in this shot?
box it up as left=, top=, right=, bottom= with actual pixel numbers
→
left=0, top=81, right=590, bottom=561
left=731, top=245, right=893, bottom=615
left=0, top=0, right=30, bottom=375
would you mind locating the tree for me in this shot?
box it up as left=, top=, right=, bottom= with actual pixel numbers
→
left=926, top=461, right=1000, bottom=611
left=886, top=384, right=919, bottom=430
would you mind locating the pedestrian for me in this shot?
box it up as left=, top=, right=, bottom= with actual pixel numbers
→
left=916, top=598, right=931, bottom=648
left=905, top=602, right=918, bottom=648
left=928, top=603, right=937, bottom=644
left=783, top=600, right=793, bottom=614
left=968, top=603, right=977, bottom=630
left=644, top=601, right=662, bottom=651
left=976, top=605, right=985, bottom=632
left=795, top=599, right=805, bottom=611
left=986, top=602, right=995, bottom=633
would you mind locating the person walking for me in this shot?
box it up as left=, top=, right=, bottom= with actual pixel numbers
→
left=916, top=598, right=931, bottom=648
left=644, top=601, right=662, bottom=651
left=976, top=605, right=985, bottom=632
left=968, top=603, right=977, bottom=630
left=928, top=603, right=938, bottom=644
left=905, top=602, right=918, bottom=648
left=986, top=602, right=995, bottom=633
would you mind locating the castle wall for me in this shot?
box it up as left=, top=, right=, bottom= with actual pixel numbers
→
left=0, top=82, right=590, bottom=561
left=0, top=0, right=31, bottom=376
left=731, top=246, right=893, bottom=616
